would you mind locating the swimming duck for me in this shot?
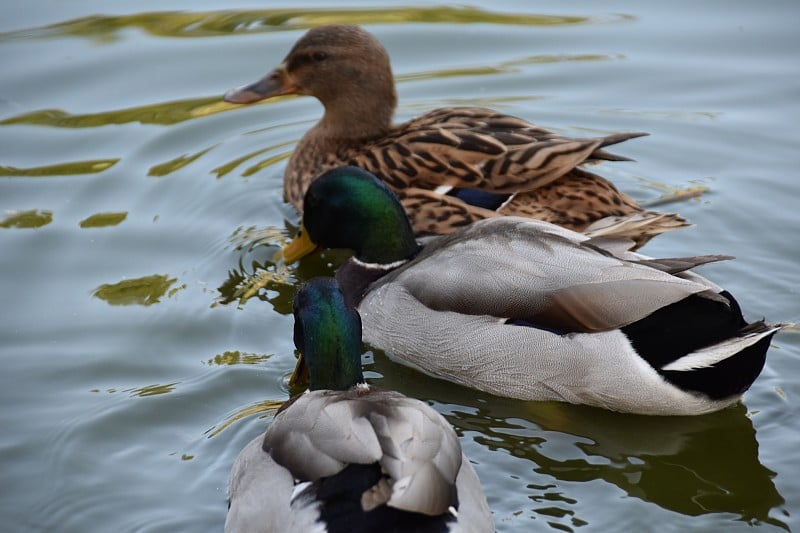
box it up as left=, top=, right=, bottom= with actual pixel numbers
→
left=224, top=24, right=688, bottom=247
left=225, top=277, right=493, bottom=532
left=280, top=166, right=788, bottom=416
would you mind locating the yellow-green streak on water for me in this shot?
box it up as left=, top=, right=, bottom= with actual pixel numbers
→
left=0, top=7, right=630, bottom=43
left=0, top=98, right=232, bottom=129
left=0, top=159, right=118, bottom=177
left=79, top=212, right=128, bottom=228
left=0, top=209, right=53, bottom=228
left=92, top=274, right=179, bottom=306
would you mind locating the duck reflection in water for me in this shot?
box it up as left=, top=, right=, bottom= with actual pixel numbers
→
left=371, top=352, right=786, bottom=529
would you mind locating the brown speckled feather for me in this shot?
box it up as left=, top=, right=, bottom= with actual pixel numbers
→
left=225, top=24, right=688, bottom=246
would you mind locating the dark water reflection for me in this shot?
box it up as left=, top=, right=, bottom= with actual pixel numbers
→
left=1, top=1, right=799, bottom=532
left=373, top=353, right=786, bottom=529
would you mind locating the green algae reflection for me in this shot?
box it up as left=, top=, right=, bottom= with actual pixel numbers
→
left=0, top=6, right=625, bottom=42
left=92, top=274, right=180, bottom=306
left=0, top=209, right=53, bottom=229
left=206, top=398, right=284, bottom=438
left=0, top=98, right=228, bottom=129
left=0, top=159, right=118, bottom=177
left=207, top=351, right=271, bottom=366
left=79, top=212, right=127, bottom=228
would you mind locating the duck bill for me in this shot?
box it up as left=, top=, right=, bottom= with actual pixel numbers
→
left=280, top=223, right=318, bottom=264
left=224, top=64, right=295, bottom=104
left=288, top=352, right=309, bottom=388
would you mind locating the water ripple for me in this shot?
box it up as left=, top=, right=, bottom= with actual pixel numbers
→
left=0, top=7, right=635, bottom=42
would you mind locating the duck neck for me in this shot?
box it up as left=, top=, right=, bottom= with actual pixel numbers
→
left=318, top=86, right=396, bottom=142
left=336, top=259, right=402, bottom=307
left=298, top=280, right=365, bottom=392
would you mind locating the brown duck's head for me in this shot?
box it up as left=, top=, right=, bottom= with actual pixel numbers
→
left=224, top=25, right=397, bottom=118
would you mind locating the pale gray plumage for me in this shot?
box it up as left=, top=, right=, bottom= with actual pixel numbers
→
left=225, top=436, right=323, bottom=532
left=354, top=216, right=785, bottom=415
left=360, top=284, right=780, bottom=415
left=282, top=168, right=788, bottom=416
left=225, top=386, right=493, bottom=532
left=378, top=217, right=718, bottom=333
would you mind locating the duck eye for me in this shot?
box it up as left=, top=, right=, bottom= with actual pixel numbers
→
left=312, top=51, right=328, bottom=62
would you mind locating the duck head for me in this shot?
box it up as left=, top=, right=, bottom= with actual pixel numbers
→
left=224, top=25, right=397, bottom=139
left=283, top=166, right=420, bottom=265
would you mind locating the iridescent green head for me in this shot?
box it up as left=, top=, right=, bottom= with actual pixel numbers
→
left=283, top=166, right=420, bottom=265
left=291, top=277, right=363, bottom=391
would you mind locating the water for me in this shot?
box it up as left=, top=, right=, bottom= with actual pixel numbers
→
left=1, top=1, right=798, bottom=531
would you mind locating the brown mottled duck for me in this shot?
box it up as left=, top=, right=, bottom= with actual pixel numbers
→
left=225, top=24, right=688, bottom=247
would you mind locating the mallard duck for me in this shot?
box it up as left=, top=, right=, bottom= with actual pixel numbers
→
left=225, top=277, right=493, bottom=532
left=280, top=166, right=788, bottom=416
left=224, top=24, right=688, bottom=247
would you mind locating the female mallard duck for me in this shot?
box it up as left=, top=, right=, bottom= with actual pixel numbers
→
left=224, top=24, right=687, bottom=247
left=225, top=277, right=493, bottom=533
left=280, top=166, right=788, bottom=416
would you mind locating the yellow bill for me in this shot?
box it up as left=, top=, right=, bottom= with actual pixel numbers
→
left=288, top=352, right=309, bottom=388
left=280, top=222, right=318, bottom=264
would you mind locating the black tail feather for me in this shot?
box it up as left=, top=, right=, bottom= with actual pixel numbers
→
left=621, top=291, right=773, bottom=400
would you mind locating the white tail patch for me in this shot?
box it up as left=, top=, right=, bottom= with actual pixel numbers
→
left=662, top=325, right=786, bottom=371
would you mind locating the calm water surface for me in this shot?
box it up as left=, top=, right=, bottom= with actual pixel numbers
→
left=1, top=1, right=799, bottom=531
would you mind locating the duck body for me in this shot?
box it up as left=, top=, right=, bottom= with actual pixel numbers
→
left=225, top=25, right=687, bottom=246
left=283, top=167, right=788, bottom=416
left=225, top=278, right=493, bottom=533
left=354, top=218, right=779, bottom=415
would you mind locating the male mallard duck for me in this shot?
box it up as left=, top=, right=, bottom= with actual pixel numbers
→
left=280, top=166, right=788, bottom=416
left=225, top=277, right=493, bottom=532
left=224, top=24, right=687, bottom=247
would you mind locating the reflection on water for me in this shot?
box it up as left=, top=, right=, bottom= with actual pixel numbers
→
left=530, top=406, right=785, bottom=529
left=216, top=247, right=350, bottom=312
left=206, top=398, right=283, bottom=438
left=92, top=274, right=181, bottom=306
left=215, top=224, right=354, bottom=311
left=369, top=351, right=787, bottom=530
left=205, top=351, right=271, bottom=366
left=216, top=263, right=294, bottom=311
left=129, top=383, right=178, bottom=397
left=400, top=53, right=619, bottom=83
left=0, top=7, right=629, bottom=42
left=0, top=97, right=231, bottom=128
left=212, top=141, right=294, bottom=179
left=148, top=146, right=216, bottom=177
left=79, top=212, right=127, bottom=228
left=0, top=159, right=118, bottom=176
left=0, top=208, right=52, bottom=228
left=215, top=225, right=296, bottom=309
left=2, top=2, right=798, bottom=532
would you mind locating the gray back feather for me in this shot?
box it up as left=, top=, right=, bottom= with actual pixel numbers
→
left=383, top=217, right=715, bottom=332
left=264, top=387, right=463, bottom=516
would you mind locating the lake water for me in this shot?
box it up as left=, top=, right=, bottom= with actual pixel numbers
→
left=1, top=1, right=799, bottom=531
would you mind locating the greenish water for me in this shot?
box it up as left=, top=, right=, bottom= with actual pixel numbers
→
left=1, top=1, right=798, bottom=531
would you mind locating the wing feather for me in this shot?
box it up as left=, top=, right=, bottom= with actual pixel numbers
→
left=263, top=389, right=465, bottom=516
left=386, top=217, right=713, bottom=332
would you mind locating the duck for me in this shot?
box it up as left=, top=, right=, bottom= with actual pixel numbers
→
left=279, top=166, right=788, bottom=416
left=224, top=24, right=688, bottom=248
left=225, top=277, right=494, bottom=533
